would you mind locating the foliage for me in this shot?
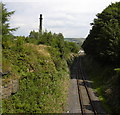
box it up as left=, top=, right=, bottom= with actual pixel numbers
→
left=114, top=68, right=120, bottom=77
left=2, top=3, right=80, bottom=113
left=82, top=2, right=120, bottom=65
left=2, top=32, right=78, bottom=113
left=82, top=2, right=120, bottom=114
left=1, top=3, right=17, bottom=37
left=2, top=39, right=69, bottom=113
left=82, top=56, right=120, bottom=114
left=28, top=30, right=80, bottom=59
left=65, top=41, right=80, bottom=53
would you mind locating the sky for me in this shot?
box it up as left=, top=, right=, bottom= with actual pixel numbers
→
left=3, top=0, right=120, bottom=38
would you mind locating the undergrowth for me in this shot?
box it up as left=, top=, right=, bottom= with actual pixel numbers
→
left=2, top=37, right=70, bottom=113
left=2, top=3, right=80, bottom=113
left=82, top=55, right=120, bottom=115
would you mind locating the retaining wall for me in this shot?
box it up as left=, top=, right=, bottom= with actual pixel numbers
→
left=1, top=78, right=19, bottom=99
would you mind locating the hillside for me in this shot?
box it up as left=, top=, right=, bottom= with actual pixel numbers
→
left=2, top=43, right=71, bottom=113
left=64, top=38, right=85, bottom=45
left=1, top=5, right=80, bottom=112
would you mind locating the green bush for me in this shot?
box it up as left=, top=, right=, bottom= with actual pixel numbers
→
left=2, top=37, right=70, bottom=113
left=82, top=56, right=120, bottom=114
left=2, top=3, right=79, bottom=113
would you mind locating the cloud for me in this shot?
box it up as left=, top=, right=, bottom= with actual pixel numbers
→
left=4, top=0, right=120, bottom=38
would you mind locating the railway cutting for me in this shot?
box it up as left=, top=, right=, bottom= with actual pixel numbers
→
left=68, top=54, right=107, bottom=114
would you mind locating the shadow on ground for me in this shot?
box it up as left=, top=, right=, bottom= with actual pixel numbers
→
left=68, top=55, right=106, bottom=114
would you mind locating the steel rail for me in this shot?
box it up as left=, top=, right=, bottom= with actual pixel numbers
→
left=76, top=57, right=84, bottom=114
left=77, top=56, right=98, bottom=115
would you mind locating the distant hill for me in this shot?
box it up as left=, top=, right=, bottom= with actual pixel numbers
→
left=64, top=38, right=85, bottom=45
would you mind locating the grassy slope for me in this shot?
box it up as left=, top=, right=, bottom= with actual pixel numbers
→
left=82, top=55, right=120, bottom=115
left=2, top=43, right=70, bottom=113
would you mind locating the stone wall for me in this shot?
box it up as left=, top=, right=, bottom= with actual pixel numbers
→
left=1, top=78, right=19, bottom=99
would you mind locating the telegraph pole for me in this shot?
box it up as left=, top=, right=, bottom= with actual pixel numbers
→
left=39, top=14, right=43, bottom=34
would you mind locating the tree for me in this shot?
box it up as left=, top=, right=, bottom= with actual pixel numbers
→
left=29, top=30, right=38, bottom=39
left=82, top=2, right=120, bottom=65
left=1, top=3, right=17, bottom=36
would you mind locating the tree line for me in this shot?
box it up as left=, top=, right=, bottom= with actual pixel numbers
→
left=82, top=2, right=120, bottom=66
left=1, top=2, right=80, bottom=59
left=82, top=2, right=120, bottom=114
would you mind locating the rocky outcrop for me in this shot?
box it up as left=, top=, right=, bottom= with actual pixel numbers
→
left=1, top=78, right=19, bottom=99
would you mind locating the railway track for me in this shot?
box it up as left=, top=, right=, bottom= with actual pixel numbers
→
left=77, top=56, right=98, bottom=115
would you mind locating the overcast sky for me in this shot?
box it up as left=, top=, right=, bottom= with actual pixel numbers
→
left=3, top=0, right=120, bottom=38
